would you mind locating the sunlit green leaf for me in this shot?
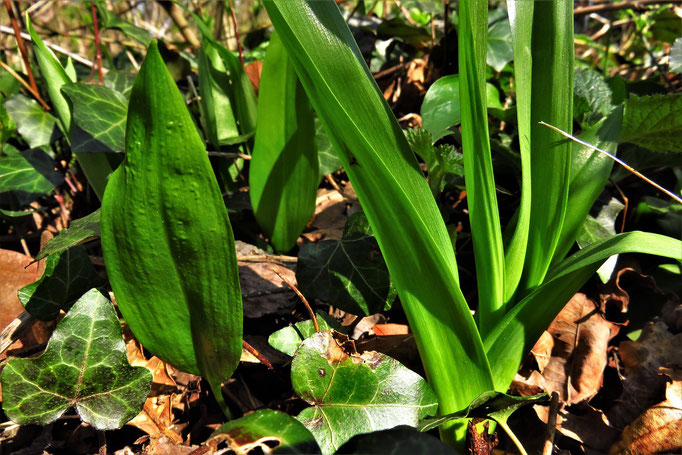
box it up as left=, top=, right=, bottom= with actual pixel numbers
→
left=292, top=331, right=438, bottom=454
left=36, top=209, right=101, bottom=261
left=573, top=67, right=614, bottom=127
left=268, top=311, right=344, bottom=357
left=4, top=94, right=60, bottom=148
left=0, top=144, right=63, bottom=197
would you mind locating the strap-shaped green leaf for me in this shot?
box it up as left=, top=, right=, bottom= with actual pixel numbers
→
left=26, top=14, right=113, bottom=200
left=486, top=231, right=682, bottom=390
left=250, top=32, right=318, bottom=252
left=261, top=0, right=493, bottom=436
left=458, top=0, right=505, bottom=334
left=101, top=41, right=242, bottom=393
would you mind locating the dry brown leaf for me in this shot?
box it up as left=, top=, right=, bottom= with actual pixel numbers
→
left=541, top=293, right=619, bottom=404
left=372, top=323, right=409, bottom=336
left=608, top=315, right=682, bottom=428
left=609, top=369, right=682, bottom=455
left=128, top=395, right=184, bottom=446
left=244, top=60, right=262, bottom=92
left=535, top=403, right=620, bottom=451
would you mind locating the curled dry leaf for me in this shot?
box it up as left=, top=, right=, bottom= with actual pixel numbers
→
left=610, top=369, right=682, bottom=455
left=300, top=187, right=357, bottom=243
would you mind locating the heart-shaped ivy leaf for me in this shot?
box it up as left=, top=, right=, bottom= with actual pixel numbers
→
left=35, top=209, right=101, bottom=261
left=268, top=311, right=344, bottom=356
left=209, top=409, right=320, bottom=454
left=292, top=331, right=437, bottom=454
left=296, top=212, right=396, bottom=316
left=1, top=289, right=152, bottom=429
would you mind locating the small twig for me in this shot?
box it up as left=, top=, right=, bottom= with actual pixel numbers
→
left=611, top=179, right=629, bottom=233
left=373, top=61, right=410, bottom=79
left=4, top=0, right=39, bottom=95
left=226, top=0, right=244, bottom=66
left=574, top=0, right=682, bottom=15
left=273, top=270, right=319, bottom=332
left=159, top=1, right=200, bottom=48
left=0, top=25, right=105, bottom=72
left=0, top=60, right=50, bottom=110
left=238, top=254, right=297, bottom=263
left=98, top=430, right=107, bottom=455
left=242, top=339, right=274, bottom=370
left=540, top=121, right=682, bottom=205
left=0, top=311, right=36, bottom=357
left=90, top=2, right=104, bottom=84
left=325, top=174, right=342, bottom=192
left=207, top=151, right=252, bottom=160
left=542, top=392, right=560, bottom=455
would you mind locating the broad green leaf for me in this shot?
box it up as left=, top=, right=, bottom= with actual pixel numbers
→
left=518, top=1, right=574, bottom=295
left=61, top=83, right=127, bottom=154
left=620, top=94, right=682, bottom=153
left=263, top=1, right=493, bottom=429
left=315, top=117, right=341, bottom=178
left=486, top=231, right=682, bottom=391
left=93, top=0, right=151, bottom=45
left=18, top=245, right=104, bottom=321
left=671, top=37, right=682, bottom=73
left=0, top=102, right=15, bottom=144
left=337, top=426, right=457, bottom=455
left=268, top=311, right=344, bottom=356
left=250, top=32, right=318, bottom=252
left=292, top=331, right=438, bottom=454
left=296, top=212, right=397, bottom=317
left=576, top=197, right=625, bottom=283
left=104, top=70, right=136, bottom=99
left=420, top=75, right=502, bottom=142
left=418, top=391, right=548, bottom=432
left=0, top=144, right=63, bottom=197
left=0, top=289, right=152, bottom=429
left=459, top=0, right=505, bottom=334
left=4, top=94, right=60, bottom=148
left=487, top=16, right=513, bottom=72
left=26, top=14, right=112, bottom=200
left=35, top=209, right=101, bottom=261
left=209, top=409, right=321, bottom=454
left=198, top=38, right=240, bottom=148
left=551, top=110, right=620, bottom=267
left=502, top=0, right=533, bottom=304
left=0, top=72, right=20, bottom=101
left=573, top=67, right=614, bottom=128
left=101, top=42, right=242, bottom=398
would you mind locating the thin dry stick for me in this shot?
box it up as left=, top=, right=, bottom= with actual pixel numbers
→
left=273, top=269, right=320, bottom=332
left=574, top=0, right=682, bottom=15
left=0, top=60, right=50, bottom=110
left=542, top=392, right=560, bottom=455
left=539, top=121, right=682, bottom=205
left=241, top=339, right=274, bottom=370
left=226, top=0, right=244, bottom=66
left=611, top=179, right=630, bottom=233
left=0, top=311, right=36, bottom=357
left=90, top=2, right=104, bottom=84
left=4, top=0, right=40, bottom=96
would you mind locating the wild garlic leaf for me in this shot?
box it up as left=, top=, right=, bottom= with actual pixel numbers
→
left=0, top=289, right=152, bottom=429
left=292, top=331, right=438, bottom=454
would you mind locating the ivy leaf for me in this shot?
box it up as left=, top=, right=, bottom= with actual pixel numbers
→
left=104, top=71, right=136, bottom=99
left=336, top=426, right=457, bottom=454
left=418, top=391, right=549, bottom=432
left=316, top=117, right=342, bottom=179
left=209, top=409, right=321, bottom=454
left=61, top=82, right=127, bottom=154
left=576, top=197, right=625, bottom=283
left=268, top=311, right=345, bottom=356
left=35, top=209, right=101, bottom=261
left=0, top=144, right=63, bottom=200
left=0, top=102, right=16, bottom=144
left=296, top=212, right=397, bottom=316
left=487, top=16, right=513, bottom=72
left=573, top=67, right=614, bottom=128
left=18, top=244, right=105, bottom=320
left=292, top=331, right=438, bottom=454
left=0, top=289, right=152, bottom=429
left=620, top=94, right=682, bottom=153
left=4, top=94, right=60, bottom=148
left=93, top=0, right=151, bottom=45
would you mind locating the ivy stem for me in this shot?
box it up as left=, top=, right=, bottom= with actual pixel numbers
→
left=273, top=269, right=319, bottom=332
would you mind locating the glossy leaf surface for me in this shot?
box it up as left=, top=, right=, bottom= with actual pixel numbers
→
left=35, top=209, right=101, bottom=261
left=209, top=409, right=321, bottom=454
left=263, top=0, right=493, bottom=424
left=101, top=42, right=242, bottom=387
left=250, top=32, right=318, bottom=252
left=268, top=311, right=343, bottom=356
left=296, top=212, right=396, bottom=316
left=4, top=94, right=59, bottom=148
left=0, top=289, right=152, bottom=429
left=292, top=331, right=438, bottom=454
left=0, top=144, right=63, bottom=198
left=19, top=244, right=104, bottom=320
left=61, top=82, right=127, bottom=154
